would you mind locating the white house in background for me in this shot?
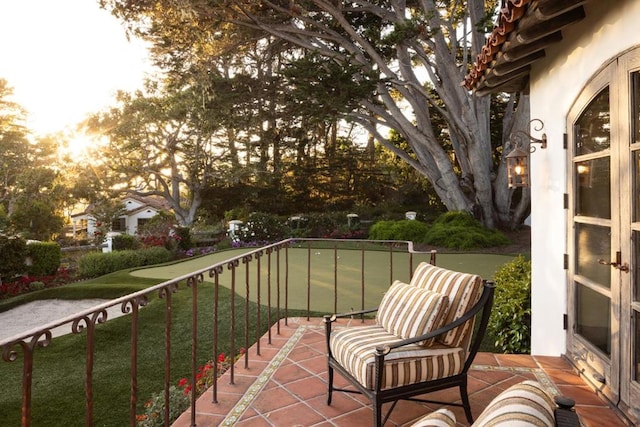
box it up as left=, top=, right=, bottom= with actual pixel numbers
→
left=71, top=195, right=172, bottom=238
left=465, top=0, right=639, bottom=423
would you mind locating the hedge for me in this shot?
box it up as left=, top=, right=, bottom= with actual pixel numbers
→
left=78, top=247, right=172, bottom=278
left=26, top=242, right=61, bottom=276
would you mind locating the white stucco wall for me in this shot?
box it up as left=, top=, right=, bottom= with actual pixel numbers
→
left=126, top=209, right=159, bottom=235
left=528, top=0, right=640, bottom=356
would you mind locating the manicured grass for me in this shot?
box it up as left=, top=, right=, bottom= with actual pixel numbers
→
left=0, top=246, right=518, bottom=426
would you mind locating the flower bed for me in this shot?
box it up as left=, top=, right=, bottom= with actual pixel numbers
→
left=136, top=349, right=246, bottom=427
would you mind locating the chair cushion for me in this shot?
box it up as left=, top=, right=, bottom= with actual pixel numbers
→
left=411, top=408, right=456, bottom=427
left=330, top=325, right=464, bottom=390
left=472, top=380, right=556, bottom=427
left=409, top=408, right=456, bottom=427
left=410, top=262, right=483, bottom=347
left=376, top=280, right=449, bottom=346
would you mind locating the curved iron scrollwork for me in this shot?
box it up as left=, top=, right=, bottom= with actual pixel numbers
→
left=121, top=295, right=149, bottom=314
left=2, top=330, right=52, bottom=362
left=72, top=310, right=109, bottom=335
left=158, top=282, right=179, bottom=299
left=186, top=273, right=204, bottom=288
left=208, top=265, right=224, bottom=278
left=509, top=118, right=547, bottom=153
left=227, top=259, right=240, bottom=270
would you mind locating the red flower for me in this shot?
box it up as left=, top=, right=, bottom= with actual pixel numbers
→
left=218, top=353, right=226, bottom=363
left=177, top=378, right=188, bottom=388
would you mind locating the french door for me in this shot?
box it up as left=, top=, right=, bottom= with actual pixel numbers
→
left=567, top=48, right=640, bottom=422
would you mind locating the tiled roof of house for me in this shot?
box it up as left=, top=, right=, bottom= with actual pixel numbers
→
left=124, top=194, right=172, bottom=212
left=462, top=0, right=590, bottom=95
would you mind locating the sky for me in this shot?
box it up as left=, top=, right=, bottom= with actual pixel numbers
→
left=0, top=1, right=154, bottom=136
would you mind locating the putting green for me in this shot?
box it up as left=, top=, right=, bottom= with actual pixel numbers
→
left=131, top=248, right=516, bottom=314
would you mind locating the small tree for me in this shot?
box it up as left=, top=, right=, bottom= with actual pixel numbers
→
left=90, top=198, right=126, bottom=245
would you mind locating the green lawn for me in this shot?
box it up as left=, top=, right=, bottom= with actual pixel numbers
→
left=0, top=246, right=517, bottom=426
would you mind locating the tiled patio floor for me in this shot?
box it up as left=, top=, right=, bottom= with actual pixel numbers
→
left=172, top=318, right=632, bottom=426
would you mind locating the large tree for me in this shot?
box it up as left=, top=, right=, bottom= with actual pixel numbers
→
left=84, top=84, right=230, bottom=227
left=101, top=0, right=529, bottom=229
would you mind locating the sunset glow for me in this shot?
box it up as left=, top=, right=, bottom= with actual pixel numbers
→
left=0, top=0, right=154, bottom=137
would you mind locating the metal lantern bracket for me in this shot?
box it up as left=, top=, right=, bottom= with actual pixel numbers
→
left=510, top=118, right=547, bottom=153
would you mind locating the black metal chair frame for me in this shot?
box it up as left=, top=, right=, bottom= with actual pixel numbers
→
left=324, top=280, right=495, bottom=427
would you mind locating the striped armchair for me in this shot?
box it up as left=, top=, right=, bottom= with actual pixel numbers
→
left=324, top=262, right=495, bottom=427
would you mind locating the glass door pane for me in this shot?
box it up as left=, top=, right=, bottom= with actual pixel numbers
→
left=575, top=87, right=611, bottom=154
left=573, top=84, right=613, bottom=356
left=576, top=223, right=611, bottom=287
left=575, top=157, right=610, bottom=218
left=576, top=284, right=612, bottom=355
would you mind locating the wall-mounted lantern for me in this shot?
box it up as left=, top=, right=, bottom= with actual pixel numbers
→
left=506, top=146, right=530, bottom=188
left=505, top=119, right=548, bottom=188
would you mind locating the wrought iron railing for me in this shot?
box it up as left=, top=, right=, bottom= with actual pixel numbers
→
left=0, top=238, right=436, bottom=427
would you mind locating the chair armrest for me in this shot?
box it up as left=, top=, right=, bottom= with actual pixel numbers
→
left=375, top=281, right=495, bottom=355
left=554, top=396, right=581, bottom=427
left=323, top=308, right=378, bottom=323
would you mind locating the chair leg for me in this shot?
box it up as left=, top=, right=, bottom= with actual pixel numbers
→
left=460, top=380, right=474, bottom=423
left=327, top=364, right=334, bottom=405
left=373, top=398, right=383, bottom=427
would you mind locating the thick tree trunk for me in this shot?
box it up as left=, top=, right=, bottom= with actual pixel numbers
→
left=494, top=93, right=531, bottom=229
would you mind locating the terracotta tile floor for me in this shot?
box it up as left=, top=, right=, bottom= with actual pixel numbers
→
left=172, top=318, right=632, bottom=427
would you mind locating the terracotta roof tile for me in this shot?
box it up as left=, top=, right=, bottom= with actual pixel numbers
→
left=463, top=0, right=590, bottom=94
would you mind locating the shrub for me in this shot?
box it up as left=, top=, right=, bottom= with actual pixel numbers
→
left=136, top=386, right=189, bottom=427
left=367, top=220, right=394, bottom=240
left=137, top=212, right=179, bottom=250
left=0, top=233, right=27, bottom=281
left=173, top=227, right=191, bottom=250
left=77, top=247, right=172, bottom=278
left=424, top=211, right=510, bottom=250
left=368, top=219, right=429, bottom=242
left=113, top=234, right=138, bottom=251
left=303, top=213, right=338, bottom=238
left=236, top=212, right=288, bottom=243
left=137, top=247, right=173, bottom=266
left=25, top=242, right=61, bottom=276
left=488, top=255, right=531, bottom=354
